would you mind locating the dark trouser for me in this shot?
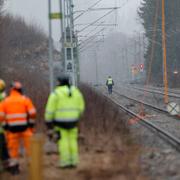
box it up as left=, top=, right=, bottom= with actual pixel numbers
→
left=0, top=133, right=9, bottom=161
left=107, top=85, right=113, bottom=94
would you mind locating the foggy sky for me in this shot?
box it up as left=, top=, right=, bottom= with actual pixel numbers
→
left=5, top=0, right=143, bottom=40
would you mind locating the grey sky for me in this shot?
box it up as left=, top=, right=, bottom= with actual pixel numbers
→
left=5, top=0, right=143, bottom=41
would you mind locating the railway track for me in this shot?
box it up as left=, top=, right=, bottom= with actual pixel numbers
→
left=113, top=89, right=180, bottom=120
left=126, top=84, right=180, bottom=99
left=136, top=85, right=180, bottom=95
left=113, top=89, right=167, bottom=113
left=99, top=87, right=180, bottom=151
left=115, top=84, right=180, bottom=116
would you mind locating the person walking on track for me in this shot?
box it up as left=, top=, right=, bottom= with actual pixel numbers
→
left=45, top=75, right=85, bottom=168
left=0, top=81, right=36, bottom=175
left=106, top=76, right=114, bottom=94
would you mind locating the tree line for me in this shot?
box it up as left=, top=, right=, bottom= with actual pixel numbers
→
left=0, top=1, right=50, bottom=125
left=139, top=0, right=180, bottom=87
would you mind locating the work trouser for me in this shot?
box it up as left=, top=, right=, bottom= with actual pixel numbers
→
left=58, top=127, right=78, bottom=167
left=5, top=128, right=33, bottom=164
left=0, top=133, right=9, bottom=171
left=0, top=133, right=9, bottom=161
left=107, top=85, right=113, bottom=94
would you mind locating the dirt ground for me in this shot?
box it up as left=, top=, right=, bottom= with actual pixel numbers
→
left=0, top=87, right=148, bottom=180
left=0, top=134, right=148, bottom=180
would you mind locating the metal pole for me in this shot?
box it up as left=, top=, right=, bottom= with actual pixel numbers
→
left=162, top=0, right=169, bottom=104
left=75, top=32, right=80, bottom=83
left=64, top=0, right=68, bottom=75
left=69, top=0, right=76, bottom=85
left=122, top=49, right=126, bottom=81
left=125, top=47, right=129, bottom=81
left=59, top=0, right=65, bottom=71
left=48, top=0, right=54, bottom=92
left=138, top=32, right=141, bottom=64
left=94, top=46, right=98, bottom=86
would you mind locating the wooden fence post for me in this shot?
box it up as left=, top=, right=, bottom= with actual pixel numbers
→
left=29, top=134, right=44, bottom=180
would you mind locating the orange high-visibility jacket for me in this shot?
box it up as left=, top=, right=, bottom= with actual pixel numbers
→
left=0, top=90, right=36, bottom=132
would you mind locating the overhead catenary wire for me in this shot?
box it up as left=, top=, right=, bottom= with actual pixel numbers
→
left=75, top=23, right=116, bottom=27
left=78, top=36, right=104, bottom=49
left=77, top=0, right=131, bottom=34
left=80, top=21, right=105, bottom=37
left=79, top=36, right=99, bottom=49
left=79, top=28, right=105, bottom=47
left=79, top=36, right=102, bottom=51
left=77, top=0, right=132, bottom=55
left=76, top=0, right=132, bottom=41
left=79, top=40, right=99, bottom=52
left=79, top=39, right=104, bottom=53
left=74, top=7, right=120, bottom=14
left=88, top=7, right=122, bottom=11
left=77, top=9, right=115, bottom=33
left=79, top=35, right=104, bottom=38
left=79, top=29, right=105, bottom=50
left=74, top=0, right=104, bottom=20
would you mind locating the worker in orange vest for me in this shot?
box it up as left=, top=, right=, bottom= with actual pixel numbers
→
left=0, top=81, right=36, bottom=175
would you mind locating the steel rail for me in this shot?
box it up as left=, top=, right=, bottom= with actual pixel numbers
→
left=113, top=90, right=167, bottom=113
left=145, top=86, right=180, bottom=95
left=129, top=85, right=180, bottom=99
left=103, top=92, right=180, bottom=151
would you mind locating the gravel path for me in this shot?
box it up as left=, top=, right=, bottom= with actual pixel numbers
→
left=111, top=86, right=180, bottom=139
left=101, top=86, right=180, bottom=180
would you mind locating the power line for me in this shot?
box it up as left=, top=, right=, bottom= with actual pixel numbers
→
left=79, top=37, right=99, bottom=50
left=79, top=39, right=104, bottom=53
left=75, top=6, right=121, bottom=13
left=75, top=23, right=117, bottom=27
left=74, top=0, right=104, bottom=20
left=76, top=0, right=131, bottom=34
left=78, top=35, right=104, bottom=38
left=77, top=9, right=114, bottom=33
left=77, top=0, right=132, bottom=54
left=81, top=21, right=105, bottom=37
left=79, top=34, right=104, bottom=50
left=79, top=28, right=105, bottom=47
left=88, top=7, right=121, bottom=11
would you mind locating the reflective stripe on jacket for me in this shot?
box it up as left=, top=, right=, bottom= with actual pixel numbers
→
left=0, top=90, right=36, bottom=130
left=45, top=85, right=85, bottom=124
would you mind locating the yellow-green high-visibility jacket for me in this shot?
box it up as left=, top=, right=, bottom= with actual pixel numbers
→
left=45, top=85, right=85, bottom=125
left=106, top=78, right=114, bottom=86
left=0, top=92, right=6, bottom=133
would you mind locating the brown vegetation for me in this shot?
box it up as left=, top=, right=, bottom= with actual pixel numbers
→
left=0, top=12, right=50, bottom=127
left=1, top=86, right=146, bottom=180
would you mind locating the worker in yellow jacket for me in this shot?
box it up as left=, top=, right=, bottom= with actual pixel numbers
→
left=45, top=75, right=85, bottom=168
left=106, top=76, right=114, bottom=94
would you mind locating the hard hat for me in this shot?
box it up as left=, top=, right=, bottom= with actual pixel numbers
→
left=57, top=74, right=70, bottom=86
left=0, top=79, right=6, bottom=91
left=11, top=81, right=22, bottom=90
